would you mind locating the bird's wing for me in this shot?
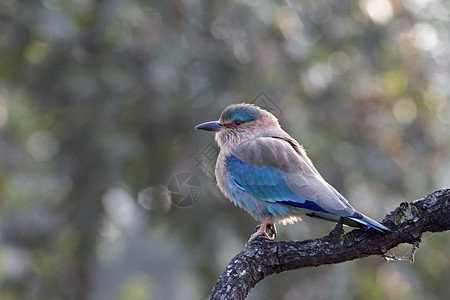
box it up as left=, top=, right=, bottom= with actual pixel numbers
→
left=227, top=136, right=354, bottom=216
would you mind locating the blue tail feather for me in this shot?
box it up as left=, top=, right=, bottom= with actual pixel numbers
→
left=348, top=213, right=390, bottom=233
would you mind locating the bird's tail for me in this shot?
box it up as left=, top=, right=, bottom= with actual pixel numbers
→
left=347, top=212, right=391, bottom=233
left=306, top=211, right=391, bottom=233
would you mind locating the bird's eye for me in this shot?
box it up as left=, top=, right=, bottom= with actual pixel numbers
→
left=234, top=120, right=243, bottom=126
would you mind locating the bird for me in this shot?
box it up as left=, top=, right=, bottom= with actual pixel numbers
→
left=195, top=103, right=390, bottom=241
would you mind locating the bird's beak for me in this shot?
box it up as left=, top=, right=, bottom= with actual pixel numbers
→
left=195, top=121, right=224, bottom=132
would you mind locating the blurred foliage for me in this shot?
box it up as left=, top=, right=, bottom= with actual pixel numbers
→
left=0, top=0, right=449, bottom=299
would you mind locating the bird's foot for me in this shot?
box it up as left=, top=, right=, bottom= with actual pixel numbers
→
left=247, top=228, right=273, bottom=243
left=247, top=219, right=276, bottom=244
left=265, top=223, right=277, bottom=239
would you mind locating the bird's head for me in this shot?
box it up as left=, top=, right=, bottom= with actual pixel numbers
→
left=195, top=103, right=279, bottom=148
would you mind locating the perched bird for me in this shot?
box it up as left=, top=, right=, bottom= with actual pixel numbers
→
left=195, top=103, right=390, bottom=240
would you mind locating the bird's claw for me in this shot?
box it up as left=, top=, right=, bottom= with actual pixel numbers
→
left=247, top=223, right=277, bottom=243
left=265, top=223, right=277, bottom=239
left=247, top=230, right=272, bottom=244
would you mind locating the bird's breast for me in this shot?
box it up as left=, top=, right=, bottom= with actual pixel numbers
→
left=215, top=151, right=229, bottom=197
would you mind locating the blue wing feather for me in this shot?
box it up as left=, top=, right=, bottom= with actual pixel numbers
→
left=226, top=154, right=329, bottom=214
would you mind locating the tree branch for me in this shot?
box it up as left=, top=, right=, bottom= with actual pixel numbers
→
left=207, top=189, right=450, bottom=300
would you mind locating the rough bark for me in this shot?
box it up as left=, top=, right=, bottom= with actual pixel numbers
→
left=207, top=189, right=450, bottom=300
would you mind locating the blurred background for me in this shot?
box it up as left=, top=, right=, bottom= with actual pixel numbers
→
left=1, top=0, right=449, bottom=299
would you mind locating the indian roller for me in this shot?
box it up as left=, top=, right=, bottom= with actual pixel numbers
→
left=195, top=103, right=390, bottom=240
